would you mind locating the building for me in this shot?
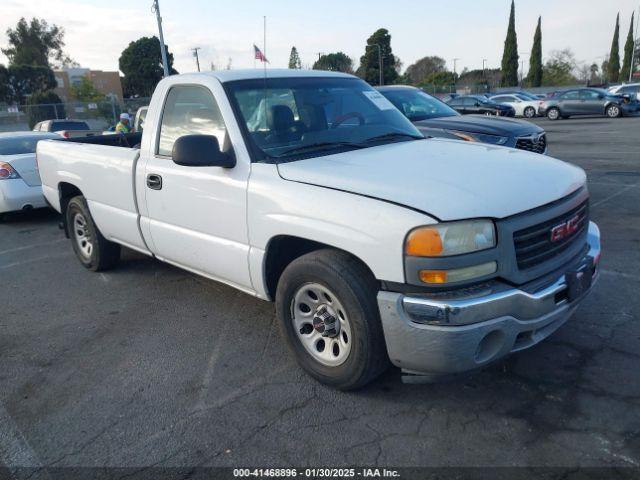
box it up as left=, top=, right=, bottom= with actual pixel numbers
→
left=54, top=67, right=124, bottom=104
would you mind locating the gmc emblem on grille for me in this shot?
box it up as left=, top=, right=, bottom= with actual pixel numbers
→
left=550, top=214, right=581, bottom=242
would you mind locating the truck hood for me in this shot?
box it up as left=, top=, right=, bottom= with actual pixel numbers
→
left=414, top=115, right=542, bottom=136
left=277, top=138, right=586, bottom=221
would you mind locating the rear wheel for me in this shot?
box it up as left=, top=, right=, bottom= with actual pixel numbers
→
left=524, top=106, right=536, bottom=118
left=547, top=107, right=560, bottom=120
left=606, top=104, right=621, bottom=118
left=66, top=196, right=120, bottom=271
left=275, top=249, right=389, bottom=390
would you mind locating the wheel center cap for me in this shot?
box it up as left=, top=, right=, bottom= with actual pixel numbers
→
left=312, top=305, right=340, bottom=338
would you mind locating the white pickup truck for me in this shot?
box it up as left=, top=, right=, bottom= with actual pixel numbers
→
left=38, top=70, right=601, bottom=389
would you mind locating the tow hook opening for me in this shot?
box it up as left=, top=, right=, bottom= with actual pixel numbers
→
left=475, top=330, right=505, bottom=363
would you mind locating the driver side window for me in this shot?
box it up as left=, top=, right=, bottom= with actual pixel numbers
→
left=157, top=85, right=227, bottom=157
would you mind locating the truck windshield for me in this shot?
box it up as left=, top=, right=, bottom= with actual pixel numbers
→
left=226, top=77, right=423, bottom=162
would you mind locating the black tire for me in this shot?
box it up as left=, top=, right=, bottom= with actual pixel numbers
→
left=275, top=249, right=389, bottom=390
left=606, top=104, right=621, bottom=118
left=547, top=107, right=560, bottom=120
left=524, top=106, right=536, bottom=118
left=66, top=196, right=120, bottom=271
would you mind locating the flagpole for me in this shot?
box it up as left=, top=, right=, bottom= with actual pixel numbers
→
left=263, top=16, right=267, bottom=73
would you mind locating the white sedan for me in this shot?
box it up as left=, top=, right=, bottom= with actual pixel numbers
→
left=489, top=93, right=542, bottom=118
left=0, top=132, right=60, bottom=218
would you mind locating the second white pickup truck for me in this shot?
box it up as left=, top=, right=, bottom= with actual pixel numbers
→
left=38, top=69, right=601, bottom=389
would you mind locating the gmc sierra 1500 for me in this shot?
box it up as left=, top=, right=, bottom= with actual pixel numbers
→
left=37, top=69, right=600, bottom=389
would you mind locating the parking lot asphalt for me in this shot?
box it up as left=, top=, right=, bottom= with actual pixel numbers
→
left=1, top=116, right=639, bottom=472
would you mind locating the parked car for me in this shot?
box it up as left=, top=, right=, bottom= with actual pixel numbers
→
left=0, top=132, right=60, bottom=218
left=608, top=83, right=640, bottom=101
left=37, top=69, right=600, bottom=389
left=492, top=90, right=540, bottom=101
left=33, top=119, right=102, bottom=139
left=447, top=95, right=516, bottom=117
left=489, top=93, right=542, bottom=118
left=379, top=86, right=547, bottom=154
left=539, top=88, right=640, bottom=120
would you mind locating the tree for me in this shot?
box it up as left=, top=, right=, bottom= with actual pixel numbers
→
left=119, top=36, right=177, bottom=97
left=313, top=52, right=353, bottom=73
left=608, top=14, right=621, bottom=83
left=2, top=17, right=70, bottom=67
left=26, top=90, right=65, bottom=129
left=501, top=0, right=519, bottom=87
left=589, top=63, right=601, bottom=84
left=356, top=28, right=399, bottom=85
left=403, top=56, right=446, bottom=85
left=621, top=12, right=635, bottom=82
left=421, top=71, right=456, bottom=87
left=70, top=76, right=104, bottom=102
left=4, top=65, right=56, bottom=104
left=525, top=16, right=543, bottom=87
left=0, top=65, right=10, bottom=102
left=542, top=49, right=578, bottom=86
left=288, top=47, right=302, bottom=69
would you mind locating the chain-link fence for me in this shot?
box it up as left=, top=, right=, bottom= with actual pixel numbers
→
left=0, top=98, right=151, bottom=133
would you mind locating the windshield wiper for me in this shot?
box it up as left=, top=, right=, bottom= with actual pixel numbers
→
left=362, top=132, right=424, bottom=144
left=276, top=141, right=367, bottom=157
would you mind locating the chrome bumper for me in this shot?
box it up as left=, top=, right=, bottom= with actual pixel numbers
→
left=378, top=221, right=601, bottom=380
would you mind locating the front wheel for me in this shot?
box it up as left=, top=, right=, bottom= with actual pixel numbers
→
left=275, top=249, right=389, bottom=390
left=547, top=108, right=560, bottom=120
left=606, top=104, right=621, bottom=118
left=524, top=106, right=536, bottom=118
left=66, top=196, right=120, bottom=271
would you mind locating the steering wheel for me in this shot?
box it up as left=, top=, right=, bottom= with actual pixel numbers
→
left=331, top=112, right=365, bottom=129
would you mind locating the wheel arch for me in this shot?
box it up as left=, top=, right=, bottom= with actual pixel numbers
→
left=58, top=182, right=84, bottom=237
left=262, top=235, right=377, bottom=301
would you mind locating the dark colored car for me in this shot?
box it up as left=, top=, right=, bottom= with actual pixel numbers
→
left=447, top=95, right=516, bottom=117
left=33, top=120, right=91, bottom=133
left=539, top=88, right=640, bottom=120
left=378, top=86, right=547, bottom=154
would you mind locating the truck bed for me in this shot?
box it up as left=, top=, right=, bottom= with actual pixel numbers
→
left=38, top=133, right=149, bottom=254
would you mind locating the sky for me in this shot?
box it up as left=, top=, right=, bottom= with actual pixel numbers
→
left=1, top=0, right=638, bottom=76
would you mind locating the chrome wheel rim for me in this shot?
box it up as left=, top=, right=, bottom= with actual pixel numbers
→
left=608, top=106, right=619, bottom=117
left=291, top=282, right=352, bottom=367
left=525, top=108, right=535, bottom=118
left=73, top=212, right=93, bottom=259
left=548, top=109, right=559, bottom=120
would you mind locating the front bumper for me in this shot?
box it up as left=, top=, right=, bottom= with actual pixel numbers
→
left=378, top=221, right=601, bottom=381
left=0, top=179, right=47, bottom=214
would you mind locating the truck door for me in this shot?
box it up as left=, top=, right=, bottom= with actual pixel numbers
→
left=140, top=83, right=253, bottom=292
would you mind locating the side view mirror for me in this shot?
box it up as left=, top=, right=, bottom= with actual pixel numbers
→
left=172, top=134, right=235, bottom=168
left=475, top=102, right=481, bottom=107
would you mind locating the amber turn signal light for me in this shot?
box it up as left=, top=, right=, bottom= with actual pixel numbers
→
left=405, top=228, right=443, bottom=256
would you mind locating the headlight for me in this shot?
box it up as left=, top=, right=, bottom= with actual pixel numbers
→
left=446, top=130, right=509, bottom=146
left=405, top=220, right=496, bottom=257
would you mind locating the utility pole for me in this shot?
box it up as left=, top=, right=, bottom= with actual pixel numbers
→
left=482, top=59, right=487, bottom=78
left=152, top=0, right=170, bottom=77
left=453, top=58, right=460, bottom=76
left=519, top=52, right=529, bottom=87
left=191, top=47, right=201, bottom=72
left=369, top=44, right=383, bottom=86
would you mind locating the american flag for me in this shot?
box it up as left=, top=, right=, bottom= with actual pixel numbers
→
left=254, top=44, right=268, bottom=63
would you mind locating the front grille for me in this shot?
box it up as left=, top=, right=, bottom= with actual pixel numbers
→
left=513, top=200, right=588, bottom=270
left=516, top=134, right=547, bottom=154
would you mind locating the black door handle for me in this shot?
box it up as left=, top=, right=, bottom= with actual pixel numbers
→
left=147, top=174, right=162, bottom=190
